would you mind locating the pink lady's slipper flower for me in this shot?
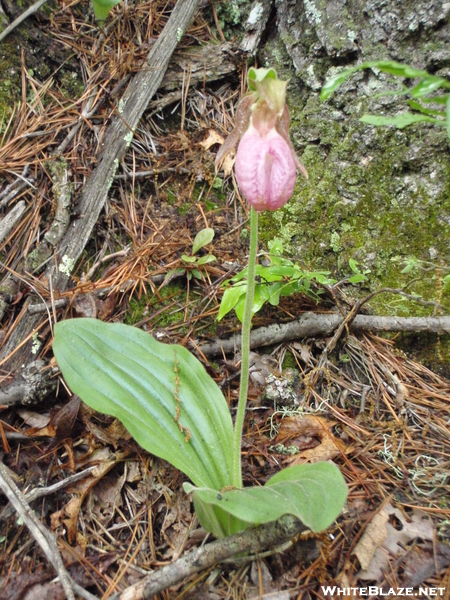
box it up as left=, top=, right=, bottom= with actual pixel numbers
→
left=216, top=68, right=308, bottom=212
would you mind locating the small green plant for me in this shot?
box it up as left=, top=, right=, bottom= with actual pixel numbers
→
left=165, top=227, right=216, bottom=282
left=53, top=68, right=347, bottom=541
left=218, top=238, right=336, bottom=322
left=321, top=60, right=450, bottom=139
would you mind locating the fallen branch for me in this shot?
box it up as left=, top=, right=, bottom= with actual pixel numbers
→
left=109, top=515, right=306, bottom=600
left=0, top=0, right=48, bottom=43
left=0, top=200, right=26, bottom=243
left=198, top=312, right=450, bottom=358
left=0, top=459, right=77, bottom=600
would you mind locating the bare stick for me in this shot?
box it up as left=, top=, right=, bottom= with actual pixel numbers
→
left=199, top=312, right=450, bottom=358
left=109, top=515, right=306, bottom=600
left=0, top=466, right=96, bottom=520
left=0, top=0, right=48, bottom=43
left=0, top=200, right=26, bottom=243
left=0, top=460, right=76, bottom=600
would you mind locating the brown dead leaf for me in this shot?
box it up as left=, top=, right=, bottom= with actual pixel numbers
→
left=23, top=396, right=80, bottom=442
left=401, top=542, right=450, bottom=587
left=73, top=293, right=97, bottom=318
left=17, top=409, right=51, bottom=429
left=199, top=129, right=224, bottom=150
left=97, top=292, right=118, bottom=320
left=356, top=503, right=435, bottom=580
left=50, top=448, right=130, bottom=544
left=274, top=415, right=346, bottom=464
left=354, top=508, right=389, bottom=570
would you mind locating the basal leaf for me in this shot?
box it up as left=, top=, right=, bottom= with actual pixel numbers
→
left=53, top=319, right=234, bottom=490
left=185, top=462, right=347, bottom=534
left=192, top=228, right=214, bottom=255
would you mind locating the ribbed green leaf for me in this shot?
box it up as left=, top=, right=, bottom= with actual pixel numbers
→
left=53, top=319, right=234, bottom=489
left=185, top=462, right=347, bottom=533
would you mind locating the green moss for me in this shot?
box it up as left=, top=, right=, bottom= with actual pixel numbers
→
left=125, top=283, right=188, bottom=329
left=259, top=91, right=450, bottom=318
left=282, top=350, right=298, bottom=370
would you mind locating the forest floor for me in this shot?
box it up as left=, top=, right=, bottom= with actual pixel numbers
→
left=0, top=1, right=450, bottom=599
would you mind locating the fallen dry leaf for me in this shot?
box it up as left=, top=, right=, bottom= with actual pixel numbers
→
left=199, top=129, right=224, bottom=150
left=273, top=415, right=346, bottom=464
left=401, top=541, right=450, bottom=587
left=354, top=508, right=389, bottom=570
left=355, top=503, right=435, bottom=580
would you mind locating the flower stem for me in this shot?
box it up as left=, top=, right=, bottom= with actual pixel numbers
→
left=233, top=207, right=258, bottom=488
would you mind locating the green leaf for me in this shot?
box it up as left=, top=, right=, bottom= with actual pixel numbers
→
left=218, top=284, right=247, bottom=321
left=185, top=462, right=347, bottom=534
left=348, top=274, right=367, bottom=284
left=182, top=255, right=197, bottom=263
left=192, top=228, right=214, bottom=255
left=348, top=258, right=359, bottom=274
left=321, top=61, right=431, bottom=101
left=407, top=100, right=445, bottom=117
left=411, top=77, right=446, bottom=98
left=360, top=113, right=444, bottom=129
left=192, top=269, right=203, bottom=280
left=401, top=258, right=418, bottom=274
left=53, top=319, right=234, bottom=490
left=421, top=95, right=449, bottom=105
left=196, top=254, right=216, bottom=266
left=92, top=0, right=122, bottom=21
left=252, top=284, right=270, bottom=313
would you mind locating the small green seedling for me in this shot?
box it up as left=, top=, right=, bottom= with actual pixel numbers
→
left=218, top=239, right=336, bottom=322
left=166, top=227, right=216, bottom=282
left=348, top=259, right=370, bottom=284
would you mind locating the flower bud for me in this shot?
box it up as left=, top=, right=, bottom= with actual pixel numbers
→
left=216, top=68, right=308, bottom=212
left=234, top=125, right=296, bottom=212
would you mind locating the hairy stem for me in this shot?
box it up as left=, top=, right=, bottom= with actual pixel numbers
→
left=233, top=207, right=258, bottom=487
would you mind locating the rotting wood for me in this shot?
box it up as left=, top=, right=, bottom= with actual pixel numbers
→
left=0, top=359, right=57, bottom=407
left=198, top=312, right=450, bottom=358
left=109, top=515, right=306, bottom=600
left=0, top=200, right=26, bottom=243
left=0, top=0, right=202, bottom=372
